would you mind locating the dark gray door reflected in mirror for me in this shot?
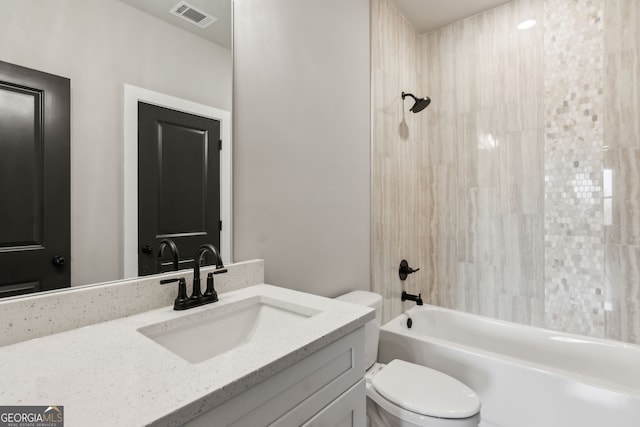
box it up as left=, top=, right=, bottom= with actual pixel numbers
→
left=137, top=102, right=221, bottom=276
left=0, top=61, right=70, bottom=297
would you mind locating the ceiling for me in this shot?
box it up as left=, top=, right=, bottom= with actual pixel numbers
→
left=119, top=0, right=514, bottom=51
left=119, top=0, right=231, bottom=49
left=390, top=0, right=513, bottom=33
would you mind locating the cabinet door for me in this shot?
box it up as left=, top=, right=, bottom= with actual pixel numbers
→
left=301, top=380, right=366, bottom=427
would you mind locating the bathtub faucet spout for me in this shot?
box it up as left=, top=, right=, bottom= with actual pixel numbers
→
left=401, top=291, right=423, bottom=306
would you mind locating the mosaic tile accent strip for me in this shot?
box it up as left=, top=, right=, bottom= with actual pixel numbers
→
left=543, top=0, right=605, bottom=337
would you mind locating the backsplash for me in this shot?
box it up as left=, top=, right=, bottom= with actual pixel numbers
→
left=372, top=0, right=640, bottom=344
left=0, top=260, right=264, bottom=346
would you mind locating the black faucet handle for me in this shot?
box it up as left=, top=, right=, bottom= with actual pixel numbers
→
left=174, top=278, right=190, bottom=310
left=213, top=268, right=228, bottom=275
left=160, top=277, right=190, bottom=310
left=203, top=272, right=219, bottom=302
left=399, top=259, right=420, bottom=280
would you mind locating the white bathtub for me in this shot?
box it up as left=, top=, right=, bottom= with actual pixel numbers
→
left=378, top=304, right=640, bottom=427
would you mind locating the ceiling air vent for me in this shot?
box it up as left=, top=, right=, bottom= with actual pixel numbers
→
left=169, top=1, right=217, bottom=29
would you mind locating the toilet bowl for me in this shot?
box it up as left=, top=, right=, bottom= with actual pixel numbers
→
left=336, top=291, right=481, bottom=427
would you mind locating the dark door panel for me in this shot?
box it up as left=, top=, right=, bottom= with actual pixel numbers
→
left=158, top=121, right=208, bottom=234
left=0, top=83, right=44, bottom=246
left=0, top=61, right=70, bottom=296
left=138, top=102, right=220, bottom=276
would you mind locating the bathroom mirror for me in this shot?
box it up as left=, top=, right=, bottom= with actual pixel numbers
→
left=0, top=0, right=232, bottom=294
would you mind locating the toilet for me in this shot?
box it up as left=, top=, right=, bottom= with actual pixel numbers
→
left=336, top=291, right=481, bottom=427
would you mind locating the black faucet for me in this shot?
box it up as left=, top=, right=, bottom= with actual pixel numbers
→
left=158, top=239, right=180, bottom=271
left=401, top=291, right=423, bottom=306
left=192, top=243, right=227, bottom=297
left=167, top=244, right=227, bottom=310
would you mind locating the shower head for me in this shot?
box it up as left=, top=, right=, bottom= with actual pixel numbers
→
left=402, top=92, right=431, bottom=113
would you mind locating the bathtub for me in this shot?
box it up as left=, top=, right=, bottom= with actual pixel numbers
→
left=378, top=304, right=640, bottom=427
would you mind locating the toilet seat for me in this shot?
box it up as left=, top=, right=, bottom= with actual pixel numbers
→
left=365, top=361, right=481, bottom=427
left=372, top=359, right=481, bottom=418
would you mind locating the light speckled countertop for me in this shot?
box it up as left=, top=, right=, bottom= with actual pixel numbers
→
left=0, top=284, right=373, bottom=426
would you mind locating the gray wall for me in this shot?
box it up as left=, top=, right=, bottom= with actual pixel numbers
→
left=233, top=0, right=371, bottom=296
left=0, top=0, right=232, bottom=286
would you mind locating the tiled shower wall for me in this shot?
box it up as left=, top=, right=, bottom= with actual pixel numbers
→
left=603, top=0, right=640, bottom=342
left=372, top=0, right=640, bottom=344
left=371, top=0, right=423, bottom=322
left=422, top=0, right=545, bottom=327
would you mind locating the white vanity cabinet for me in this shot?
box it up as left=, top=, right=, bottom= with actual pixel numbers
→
left=184, top=327, right=366, bottom=427
left=1, top=284, right=373, bottom=427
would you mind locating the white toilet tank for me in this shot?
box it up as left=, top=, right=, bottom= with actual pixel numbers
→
left=336, top=290, right=382, bottom=369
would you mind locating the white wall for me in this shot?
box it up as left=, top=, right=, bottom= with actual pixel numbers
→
left=0, top=0, right=232, bottom=286
left=233, top=0, right=371, bottom=296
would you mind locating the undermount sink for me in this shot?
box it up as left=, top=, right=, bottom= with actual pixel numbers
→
left=138, top=295, right=321, bottom=363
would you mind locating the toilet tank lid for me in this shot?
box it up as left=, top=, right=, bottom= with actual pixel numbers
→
left=336, top=290, right=382, bottom=309
left=372, top=359, right=481, bottom=419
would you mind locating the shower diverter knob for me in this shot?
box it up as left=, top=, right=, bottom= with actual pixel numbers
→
left=399, top=259, right=420, bottom=281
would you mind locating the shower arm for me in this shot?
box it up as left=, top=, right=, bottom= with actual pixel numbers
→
left=401, top=92, right=417, bottom=102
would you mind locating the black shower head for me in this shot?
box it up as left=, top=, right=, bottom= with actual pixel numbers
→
left=402, top=92, right=431, bottom=113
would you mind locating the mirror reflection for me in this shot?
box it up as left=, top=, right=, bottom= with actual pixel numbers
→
left=0, top=0, right=232, bottom=297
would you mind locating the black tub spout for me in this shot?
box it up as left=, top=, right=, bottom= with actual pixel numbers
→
left=401, top=291, right=423, bottom=306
